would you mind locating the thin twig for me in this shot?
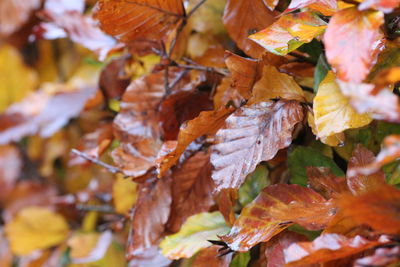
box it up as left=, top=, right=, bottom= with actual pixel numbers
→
left=76, top=204, right=116, bottom=213
left=71, top=149, right=121, bottom=174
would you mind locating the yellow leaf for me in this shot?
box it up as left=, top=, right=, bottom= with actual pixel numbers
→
left=313, top=72, right=372, bottom=141
left=5, top=206, right=69, bottom=255
left=250, top=65, right=305, bottom=103
left=307, top=111, right=345, bottom=147
left=112, top=174, right=137, bottom=214
left=0, top=44, right=38, bottom=112
left=160, top=211, right=230, bottom=260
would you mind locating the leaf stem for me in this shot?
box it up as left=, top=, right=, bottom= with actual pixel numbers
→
left=71, top=149, right=121, bottom=174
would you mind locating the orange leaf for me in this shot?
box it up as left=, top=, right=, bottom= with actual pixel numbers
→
left=220, top=184, right=327, bottom=251
left=337, top=185, right=400, bottom=234
left=211, top=100, right=304, bottom=190
left=284, top=234, right=388, bottom=266
left=223, top=0, right=277, bottom=58
left=191, top=245, right=232, bottom=267
left=306, top=167, right=348, bottom=199
left=95, top=0, right=185, bottom=44
left=354, top=246, right=400, bottom=267
left=359, top=0, right=400, bottom=13
left=284, top=0, right=337, bottom=16
left=324, top=7, right=384, bottom=82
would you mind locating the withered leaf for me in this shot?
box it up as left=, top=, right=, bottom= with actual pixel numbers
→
left=211, top=100, right=304, bottom=191
left=284, top=234, right=389, bottom=266
left=95, top=0, right=185, bottom=44
left=220, top=184, right=328, bottom=252
left=346, top=144, right=386, bottom=195
left=127, top=176, right=172, bottom=259
left=337, top=185, right=400, bottom=234
left=0, top=84, right=96, bottom=145
left=324, top=7, right=384, bottom=82
left=223, top=0, right=277, bottom=58
left=167, top=150, right=216, bottom=232
left=157, top=106, right=234, bottom=177
left=306, top=167, right=348, bottom=199
left=99, top=56, right=131, bottom=100
left=191, top=245, right=232, bottom=267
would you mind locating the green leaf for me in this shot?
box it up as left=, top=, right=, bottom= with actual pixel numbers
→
left=230, top=251, right=251, bottom=267
left=377, top=122, right=400, bottom=144
left=159, top=212, right=230, bottom=260
left=288, top=225, right=321, bottom=241
left=238, top=165, right=269, bottom=207
left=313, top=53, right=330, bottom=93
left=298, top=39, right=323, bottom=63
left=288, top=146, right=344, bottom=186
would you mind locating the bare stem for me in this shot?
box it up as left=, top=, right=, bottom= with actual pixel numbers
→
left=71, top=149, right=121, bottom=174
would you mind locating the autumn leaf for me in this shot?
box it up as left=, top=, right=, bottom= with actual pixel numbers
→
left=249, top=12, right=327, bottom=56
left=238, top=165, right=269, bottom=207
left=5, top=206, right=69, bottom=255
left=220, top=184, right=328, bottom=251
left=0, top=145, right=22, bottom=201
left=284, top=234, right=389, bottom=266
left=211, top=100, right=304, bottom=191
left=112, top=174, right=137, bottom=214
left=313, top=72, right=372, bottom=142
left=284, top=0, right=337, bottom=16
left=337, top=185, right=400, bottom=234
left=359, top=0, right=400, bottom=13
left=95, top=0, right=185, bottom=44
left=306, top=167, right=348, bottom=199
left=0, top=44, right=38, bottom=112
left=324, top=7, right=384, bottom=82
left=223, top=0, right=277, bottom=58
left=191, top=245, right=232, bottom=267
left=167, top=151, right=216, bottom=232
left=157, top=106, right=234, bottom=177
left=160, top=212, right=230, bottom=259
left=250, top=65, right=305, bottom=103
left=354, top=246, right=400, bottom=267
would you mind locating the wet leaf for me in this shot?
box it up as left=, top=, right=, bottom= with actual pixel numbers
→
left=306, top=167, right=348, bottom=199
left=324, top=7, right=384, bottom=82
left=95, top=0, right=185, bottom=44
left=313, top=72, right=372, bottom=141
left=221, top=184, right=328, bottom=252
left=354, top=246, right=400, bottom=267
left=284, top=0, right=337, bottom=16
left=249, top=12, right=327, bottom=56
left=284, top=234, right=388, bottom=266
left=192, top=245, right=232, bottom=267
left=223, top=0, right=277, bottom=58
left=288, top=146, right=344, bottom=186
left=160, top=211, right=230, bottom=259
left=5, top=206, right=69, bottom=256
left=212, top=100, right=303, bottom=190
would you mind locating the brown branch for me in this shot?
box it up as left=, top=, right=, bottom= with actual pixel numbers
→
left=71, top=149, right=121, bottom=174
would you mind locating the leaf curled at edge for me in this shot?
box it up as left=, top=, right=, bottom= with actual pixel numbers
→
left=211, top=100, right=304, bottom=191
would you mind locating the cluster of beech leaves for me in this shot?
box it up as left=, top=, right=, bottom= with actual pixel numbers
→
left=1, top=0, right=400, bottom=266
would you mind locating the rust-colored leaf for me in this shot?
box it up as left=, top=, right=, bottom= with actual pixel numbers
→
left=191, top=245, right=232, bottom=267
left=354, top=246, right=400, bottom=267
left=217, top=188, right=238, bottom=226
left=284, top=0, right=337, bottom=16
left=95, top=0, right=185, bottom=44
left=99, top=56, right=131, bottom=100
left=0, top=0, right=41, bottom=37
left=223, top=0, right=277, bottom=58
left=249, top=12, right=327, bottom=56
left=167, top=151, right=216, bottom=232
left=220, top=184, right=328, bottom=251
left=324, top=7, right=384, bottom=82
left=337, top=185, right=400, bottom=234
left=127, top=176, right=172, bottom=259
left=306, top=167, right=348, bottom=199
left=284, top=234, right=388, bottom=266
left=346, top=144, right=386, bottom=195
left=211, top=100, right=304, bottom=190
left=157, top=107, right=234, bottom=177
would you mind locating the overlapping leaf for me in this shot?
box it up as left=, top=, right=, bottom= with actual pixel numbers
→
left=211, top=100, right=304, bottom=190
left=284, top=0, right=337, bottom=16
left=324, top=7, right=384, bottom=82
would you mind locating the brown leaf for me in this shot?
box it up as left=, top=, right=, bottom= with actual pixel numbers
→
left=217, top=188, right=238, bottom=227
left=167, top=151, right=216, bottom=232
left=157, top=107, right=234, bottom=177
left=338, top=80, right=400, bottom=123
left=95, top=0, right=185, bottom=44
left=284, top=234, right=389, bottom=266
left=354, top=246, right=400, bottom=267
left=359, top=0, right=400, bottom=13
left=306, top=167, right=348, bottom=199
left=323, top=7, right=384, bottom=82
left=0, top=84, right=96, bottom=145
left=211, top=100, right=304, bottom=190
left=264, top=231, right=313, bottom=267
left=284, top=0, right=337, bottom=16
left=191, top=245, right=232, bottom=267
left=99, top=56, right=131, bottom=100
left=337, top=185, right=400, bottom=234
left=346, top=144, right=386, bottom=195
left=223, top=0, right=277, bottom=58
left=127, top=176, right=172, bottom=259
left=348, top=135, right=400, bottom=176
left=220, top=184, right=327, bottom=251
left=0, top=0, right=41, bottom=37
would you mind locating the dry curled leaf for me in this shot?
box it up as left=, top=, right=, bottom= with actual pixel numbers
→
left=211, top=100, right=304, bottom=190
